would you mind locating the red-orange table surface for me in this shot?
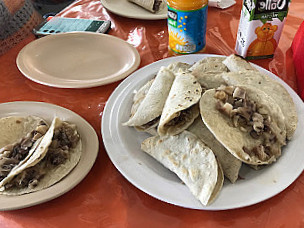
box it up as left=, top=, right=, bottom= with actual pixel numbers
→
left=0, top=0, right=303, bottom=227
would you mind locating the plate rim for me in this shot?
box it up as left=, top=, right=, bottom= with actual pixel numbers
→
left=16, top=32, right=141, bottom=88
left=0, top=101, right=99, bottom=211
left=101, top=54, right=304, bottom=210
left=100, top=0, right=167, bottom=20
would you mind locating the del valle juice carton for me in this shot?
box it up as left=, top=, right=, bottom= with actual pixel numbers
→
left=235, top=0, right=291, bottom=60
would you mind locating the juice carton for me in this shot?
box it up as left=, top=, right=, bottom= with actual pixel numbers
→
left=235, top=0, right=291, bottom=60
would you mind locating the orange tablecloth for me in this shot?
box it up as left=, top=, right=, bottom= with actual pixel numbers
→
left=0, top=0, right=303, bottom=227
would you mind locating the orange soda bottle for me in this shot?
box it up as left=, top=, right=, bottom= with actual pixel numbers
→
left=167, top=0, right=208, bottom=54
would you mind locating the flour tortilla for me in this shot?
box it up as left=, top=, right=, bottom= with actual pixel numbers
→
left=129, top=78, right=159, bottom=135
left=141, top=130, right=222, bottom=206
left=0, top=116, right=49, bottom=185
left=209, top=159, right=224, bottom=205
left=124, top=67, right=175, bottom=129
left=167, top=62, right=192, bottom=74
left=190, top=60, right=229, bottom=89
left=130, top=79, right=155, bottom=119
left=0, top=116, right=47, bottom=149
left=157, top=72, right=202, bottom=136
left=188, top=117, right=242, bottom=183
left=189, top=57, right=226, bottom=71
left=222, top=54, right=257, bottom=72
left=200, top=86, right=286, bottom=165
left=221, top=71, right=298, bottom=140
left=0, top=117, right=82, bottom=195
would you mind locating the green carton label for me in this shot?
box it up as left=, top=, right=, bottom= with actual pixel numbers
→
left=244, top=0, right=291, bottom=22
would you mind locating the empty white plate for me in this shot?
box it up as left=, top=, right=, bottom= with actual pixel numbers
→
left=17, top=32, right=140, bottom=88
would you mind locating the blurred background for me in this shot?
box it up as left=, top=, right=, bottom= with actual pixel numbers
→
left=31, top=0, right=74, bottom=16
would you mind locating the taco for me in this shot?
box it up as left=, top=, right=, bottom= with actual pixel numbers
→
left=190, top=56, right=226, bottom=70
left=190, top=57, right=229, bottom=89
left=157, top=72, right=202, bottom=136
left=129, top=79, right=159, bottom=135
left=0, top=116, right=49, bottom=185
left=0, top=117, right=82, bottom=195
left=130, top=78, right=155, bottom=120
left=141, top=130, right=223, bottom=206
left=222, top=54, right=257, bottom=72
left=221, top=70, right=298, bottom=140
left=188, top=117, right=242, bottom=183
left=190, top=56, right=227, bottom=72
left=0, top=116, right=48, bottom=149
left=167, top=62, right=192, bottom=74
left=128, top=0, right=164, bottom=13
left=200, top=85, right=286, bottom=165
left=124, top=67, right=175, bottom=132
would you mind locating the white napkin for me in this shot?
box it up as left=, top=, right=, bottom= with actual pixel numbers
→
left=208, top=0, right=236, bottom=9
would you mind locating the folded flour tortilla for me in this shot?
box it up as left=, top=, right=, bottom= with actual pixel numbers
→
left=200, top=85, right=286, bottom=165
left=0, top=116, right=49, bottom=185
left=158, top=72, right=202, bottom=136
left=222, top=54, right=257, bottom=72
left=128, top=0, right=164, bottom=13
left=131, top=79, right=158, bottom=135
left=141, top=130, right=223, bottom=206
left=221, top=71, right=298, bottom=140
left=0, top=116, right=47, bottom=149
left=130, top=79, right=154, bottom=119
left=167, top=62, right=192, bottom=74
left=190, top=57, right=229, bottom=89
left=189, top=56, right=227, bottom=71
left=188, top=117, right=242, bottom=183
left=124, top=67, right=175, bottom=131
left=0, top=117, right=82, bottom=195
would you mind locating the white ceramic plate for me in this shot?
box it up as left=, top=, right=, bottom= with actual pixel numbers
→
left=0, top=101, right=99, bottom=211
left=100, top=0, right=167, bottom=20
left=17, top=32, right=140, bottom=88
left=102, top=54, right=304, bottom=210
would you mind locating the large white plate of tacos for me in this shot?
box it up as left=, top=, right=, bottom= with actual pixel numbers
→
left=0, top=102, right=99, bottom=211
left=102, top=54, right=304, bottom=210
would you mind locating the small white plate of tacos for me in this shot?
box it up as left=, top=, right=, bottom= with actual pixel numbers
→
left=0, top=101, right=99, bottom=211
left=102, top=54, right=304, bottom=210
left=100, top=0, right=167, bottom=20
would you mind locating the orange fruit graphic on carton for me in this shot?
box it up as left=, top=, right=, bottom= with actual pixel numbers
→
left=247, top=23, right=278, bottom=57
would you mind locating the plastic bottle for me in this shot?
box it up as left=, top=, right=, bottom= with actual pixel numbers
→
left=167, top=0, right=208, bottom=54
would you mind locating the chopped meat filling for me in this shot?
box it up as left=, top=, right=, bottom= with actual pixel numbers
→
left=45, top=122, right=80, bottom=167
left=153, top=0, right=162, bottom=12
left=214, top=86, right=282, bottom=161
left=0, top=120, right=48, bottom=182
left=139, top=116, right=160, bottom=130
left=4, top=122, right=80, bottom=190
left=165, top=107, right=193, bottom=127
left=0, top=157, right=19, bottom=181
left=5, top=165, right=45, bottom=189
